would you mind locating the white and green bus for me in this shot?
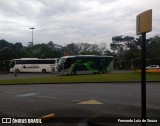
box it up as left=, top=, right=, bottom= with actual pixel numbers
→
left=9, top=58, right=59, bottom=73
left=57, top=55, right=113, bottom=75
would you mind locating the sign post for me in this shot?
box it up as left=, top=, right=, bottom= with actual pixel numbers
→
left=136, top=9, right=152, bottom=126
left=141, top=32, right=146, bottom=124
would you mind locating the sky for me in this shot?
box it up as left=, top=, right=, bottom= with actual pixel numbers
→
left=0, top=0, right=159, bottom=47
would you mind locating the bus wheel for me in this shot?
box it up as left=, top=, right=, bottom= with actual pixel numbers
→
left=42, top=69, right=46, bottom=73
left=71, top=71, right=76, bottom=75
left=16, top=69, right=20, bottom=73
left=101, top=70, right=107, bottom=74
left=98, top=70, right=102, bottom=74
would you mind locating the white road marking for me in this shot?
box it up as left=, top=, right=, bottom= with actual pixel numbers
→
left=16, top=93, right=38, bottom=97
left=38, top=96, right=57, bottom=99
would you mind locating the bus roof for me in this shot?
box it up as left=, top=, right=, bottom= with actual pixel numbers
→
left=60, top=55, right=113, bottom=58
left=11, top=58, right=58, bottom=60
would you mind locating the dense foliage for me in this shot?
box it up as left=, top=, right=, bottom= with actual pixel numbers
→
left=110, top=35, right=160, bottom=69
left=0, top=34, right=160, bottom=71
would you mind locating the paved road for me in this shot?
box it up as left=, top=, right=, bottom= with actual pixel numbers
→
left=0, top=82, right=160, bottom=126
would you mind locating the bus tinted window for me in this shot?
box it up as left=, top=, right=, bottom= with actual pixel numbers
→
left=36, top=60, right=55, bottom=64
left=16, top=60, right=28, bottom=64
left=64, top=58, right=75, bottom=69
left=46, top=60, right=55, bottom=64
left=16, top=60, right=56, bottom=64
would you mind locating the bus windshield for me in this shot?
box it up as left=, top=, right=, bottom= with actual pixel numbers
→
left=9, top=60, right=15, bottom=68
left=58, top=58, right=65, bottom=65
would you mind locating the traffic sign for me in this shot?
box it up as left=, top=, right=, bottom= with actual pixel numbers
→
left=136, top=9, right=152, bottom=35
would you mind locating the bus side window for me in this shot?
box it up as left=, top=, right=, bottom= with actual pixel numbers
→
left=52, top=60, right=55, bottom=64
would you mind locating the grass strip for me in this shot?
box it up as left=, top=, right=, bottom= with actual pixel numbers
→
left=0, top=72, right=159, bottom=85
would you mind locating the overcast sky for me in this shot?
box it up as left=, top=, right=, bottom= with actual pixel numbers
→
left=0, top=0, right=159, bottom=47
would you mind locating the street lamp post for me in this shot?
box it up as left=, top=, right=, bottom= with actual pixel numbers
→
left=29, top=27, right=35, bottom=46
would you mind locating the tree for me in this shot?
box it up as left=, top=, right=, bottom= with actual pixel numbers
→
left=24, top=42, right=63, bottom=58
left=0, top=39, right=25, bottom=60
left=0, top=40, right=25, bottom=71
left=110, top=35, right=140, bottom=69
left=77, top=43, right=102, bottom=55
left=147, top=35, right=160, bottom=66
left=110, top=35, right=137, bottom=59
left=63, top=42, right=101, bottom=55
left=64, top=43, right=79, bottom=55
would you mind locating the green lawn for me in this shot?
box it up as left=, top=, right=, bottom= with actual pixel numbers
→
left=0, top=72, right=160, bottom=84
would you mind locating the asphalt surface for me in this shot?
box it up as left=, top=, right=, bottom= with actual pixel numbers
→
left=0, top=82, right=160, bottom=126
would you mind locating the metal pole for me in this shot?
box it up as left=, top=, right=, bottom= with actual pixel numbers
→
left=32, top=29, right=33, bottom=44
left=30, top=27, right=35, bottom=46
left=141, top=33, right=146, bottom=126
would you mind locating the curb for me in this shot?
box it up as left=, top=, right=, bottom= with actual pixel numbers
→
left=0, top=81, right=160, bottom=85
